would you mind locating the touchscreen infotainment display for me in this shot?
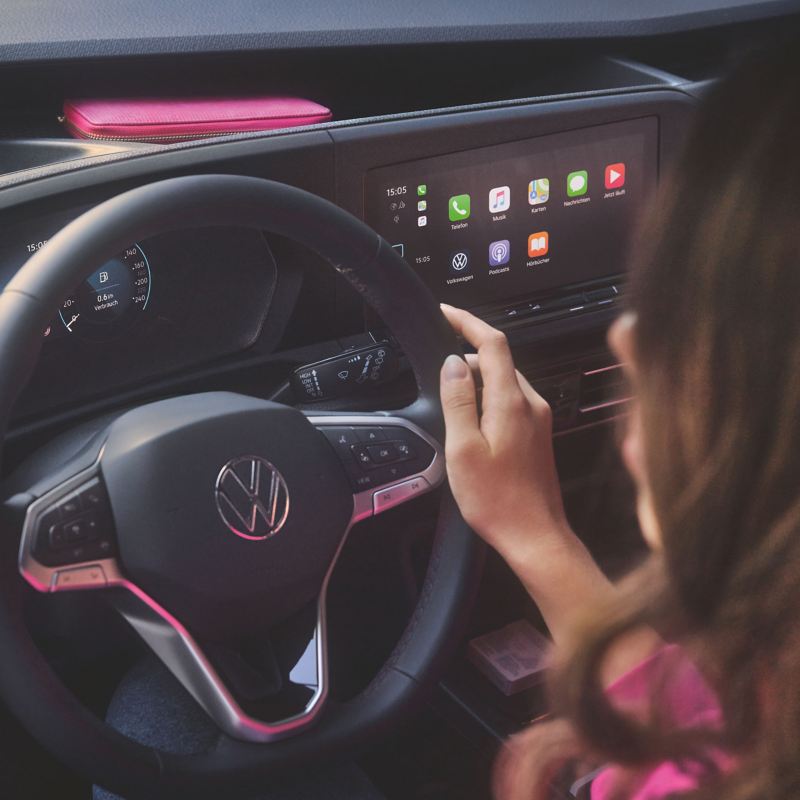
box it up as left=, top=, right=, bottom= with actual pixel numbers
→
left=364, top=117, right=658, bottom=310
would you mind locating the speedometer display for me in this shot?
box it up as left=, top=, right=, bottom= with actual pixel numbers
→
left=60, top=244, right=151, bottom=339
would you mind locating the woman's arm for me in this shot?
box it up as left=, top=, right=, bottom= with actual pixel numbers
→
left=438, top=305, right=617, bottom=646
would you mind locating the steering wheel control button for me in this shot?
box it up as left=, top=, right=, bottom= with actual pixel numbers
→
left=53, top=564, right=107, bottom=590
left=63, top=512, right=103, bottom=544
left=79, top=482, right=109, bottom=508
left=395, top=441, right=415, bottom=459
left=34, top=509, right=62, bottom=559
left=60, top=494, right=82, bottom=516
left=373, top=477, right=431, bottom=514
left=48, top=523, right=67, bottom=549
left=367, top=443, right=400, bottom=463
left=32, top=477, right=117, bottom=567
left=383, top=430, right=434, bottom=464
left=317, top=420, right=440, bottom=493
left=351, top=473, right=378, bottom=491
left=374, top=464, right=406, bottom=484
left=319, top=426, right=360, bottom=448
left=351, top=445, right=376, bottom=468
left=355, top=427, right=386, bottom=443
left=291, top=343, right=398, bottom=402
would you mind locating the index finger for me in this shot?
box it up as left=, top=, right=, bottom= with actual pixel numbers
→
left=440, top=304, right=520, bottom=413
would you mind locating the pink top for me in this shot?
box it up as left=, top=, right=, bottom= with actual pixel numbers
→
left=591, top=645, right=732, bottom=800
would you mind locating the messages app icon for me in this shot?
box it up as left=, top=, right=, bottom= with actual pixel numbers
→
left=567, top=170, right=588, bottom=197
left=448, top=194, right=471, bottom=222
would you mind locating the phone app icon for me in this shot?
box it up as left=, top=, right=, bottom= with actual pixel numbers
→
left=489, top=186, right=510, bottom=213
left=528, top=231, right=549, bottom=257
left=488, top=240, right=510, bottom=267
left=448, top=194, right=471, bottom=222
left=604, top=163, right=626, bottom=190
left=449, top=250, right=471, bottom=275
left=528, top=178, right=550, bottom=205
left=566, top=170, right=588, bottom=197
left=417, top=184, right=427, bottom=196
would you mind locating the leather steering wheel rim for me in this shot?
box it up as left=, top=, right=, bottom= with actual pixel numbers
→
left=0, top=175, right=484, bottom=799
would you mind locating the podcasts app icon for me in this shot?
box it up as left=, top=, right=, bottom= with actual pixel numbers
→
left=488, top=240, right=510, bottom=267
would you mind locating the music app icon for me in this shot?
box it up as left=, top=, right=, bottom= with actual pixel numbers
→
left=489, top=186, right=510, bottom=214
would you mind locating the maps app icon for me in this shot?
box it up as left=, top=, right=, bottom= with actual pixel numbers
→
left=528, top=178, right=550, bottom=206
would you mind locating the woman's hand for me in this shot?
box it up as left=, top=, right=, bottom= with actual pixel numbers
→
left=439, top=304, right=615, bottom=644
left=438, top=304, right=570, bottom=562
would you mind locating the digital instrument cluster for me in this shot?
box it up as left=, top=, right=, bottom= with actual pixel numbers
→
left=0, top=222, right=280, bottom=422
left=59, top=243, right=151, bottom=340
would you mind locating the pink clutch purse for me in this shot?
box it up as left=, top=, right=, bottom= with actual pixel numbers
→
left=62, top=96, right=333, bottom=143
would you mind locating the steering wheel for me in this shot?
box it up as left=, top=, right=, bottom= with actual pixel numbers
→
left=0, top=175, right=484, bottom=799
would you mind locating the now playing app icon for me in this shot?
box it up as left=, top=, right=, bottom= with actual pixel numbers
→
left=605, top=162, right=626, bottom=190
left=449, top=249, right=471, bottom=275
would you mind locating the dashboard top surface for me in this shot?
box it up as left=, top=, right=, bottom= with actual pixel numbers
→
left=0, top=0, right=796, bottom=62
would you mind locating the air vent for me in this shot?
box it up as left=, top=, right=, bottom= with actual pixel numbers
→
left=526, top=355, right=631, bottom=434
left=577, top=359, right=631, bottom=422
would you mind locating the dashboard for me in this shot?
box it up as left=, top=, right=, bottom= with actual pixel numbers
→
left=0, top=87, right=696, bottom=442
left=1, top=0, right=796, bottom=61
left=0, top=81, right=697, bottom=447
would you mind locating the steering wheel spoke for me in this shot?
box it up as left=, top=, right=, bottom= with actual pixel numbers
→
left=17, top=461, right=125, bottom=593
left=309, top=413, right=446, bottom=523
left=112, top=583, right=329, bottom=743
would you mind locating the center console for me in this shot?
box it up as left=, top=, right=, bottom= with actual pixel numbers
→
left=330, top=91, right=691, bottom=432
left=334, top=90, right=692, bottom=333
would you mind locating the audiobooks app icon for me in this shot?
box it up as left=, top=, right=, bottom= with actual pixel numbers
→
left=528, top=231, right=549, bottom=257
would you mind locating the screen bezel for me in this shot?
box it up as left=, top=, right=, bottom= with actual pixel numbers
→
left=331, top=89, right=697, bottom=334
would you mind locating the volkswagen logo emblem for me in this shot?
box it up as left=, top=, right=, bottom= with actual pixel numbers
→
left=214, top=456, right=290, bottom=540
left=451, top=251, right=469, bottom=271
left=448, top=250, right=471, bottom=276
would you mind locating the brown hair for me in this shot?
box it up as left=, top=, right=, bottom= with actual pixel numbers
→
left=552, top=41, right=800, bottom=799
